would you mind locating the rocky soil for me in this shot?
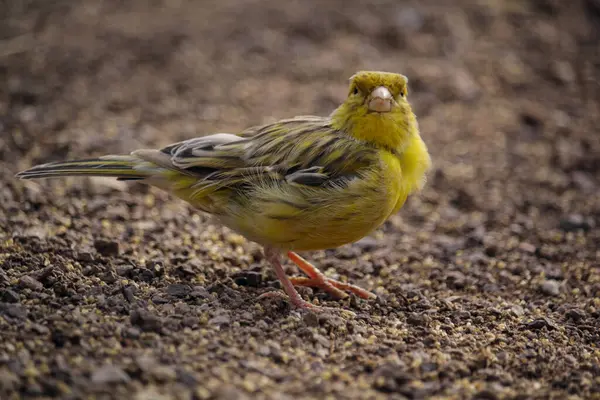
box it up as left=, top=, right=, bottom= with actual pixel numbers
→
left=1, top=0, right=599, bottom=399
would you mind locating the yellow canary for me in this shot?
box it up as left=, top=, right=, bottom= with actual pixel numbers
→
left=17, top=71, right=432, bottom=311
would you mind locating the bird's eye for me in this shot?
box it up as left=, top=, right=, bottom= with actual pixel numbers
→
left=352, top=87, right=359, bottom=95
left=399, top=90, right=405, bottom=98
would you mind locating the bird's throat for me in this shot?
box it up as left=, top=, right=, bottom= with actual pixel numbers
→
left=331, top=107, right=415, bottom=153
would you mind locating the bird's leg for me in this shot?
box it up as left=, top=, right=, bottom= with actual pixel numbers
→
left=259, top=246, right=321, bottom=310
left=287, top=251, right=377, bottom=300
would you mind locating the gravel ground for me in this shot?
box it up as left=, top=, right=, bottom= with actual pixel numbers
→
left=1, top=0, right=599, bottom=399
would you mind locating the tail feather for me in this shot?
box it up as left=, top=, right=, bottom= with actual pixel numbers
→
left=15, top=155, right=152, bottom=180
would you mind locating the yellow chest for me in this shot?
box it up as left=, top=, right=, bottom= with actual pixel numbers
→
left=220, top=151, right=405, bottom=251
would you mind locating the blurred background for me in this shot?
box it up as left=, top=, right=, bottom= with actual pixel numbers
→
left=1, top=0, right=598, bottom=231
left=1, top=0, right=599, bottom=399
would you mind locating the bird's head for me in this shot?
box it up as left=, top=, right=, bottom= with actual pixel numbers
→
left=331, top=71, right=417, bottom=151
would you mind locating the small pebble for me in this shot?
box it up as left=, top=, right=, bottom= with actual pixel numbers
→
left=208, top=314, right=231, bottom=326
left=91, top=365, right=130, bottom=384
left=233, top=271, right=262, bottom=287
left=565, top=309, right=585, bottom=322
left=0, top=304, right=27, bottom=320
left=539, top=280, right=560, bottom=296
left=0, top=289, right=20, bottom=303
left=19, top=275, right=43, bottom=291
left=122, top=285, right=137, bottom=303
left=559, top=214, right=593, bottom=232
left=0, top=368, right=19, bottom=391
left=518, top=242, right=536, bottom=254
left=166, top=284, right=192, bottom=298
left=136, top=356, right=177, bottom=381
left=130, top=309, right=163, bottom=333
left=190, top=286, right=210, bottom=299
left=94, top=239, right=120, bottom=256
left=525, top=318, right=557, bottom=331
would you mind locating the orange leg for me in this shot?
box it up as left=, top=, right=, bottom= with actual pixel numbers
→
left=258, top=247, right=322, bottom=310
left=287, top=251, right=376, bottom=300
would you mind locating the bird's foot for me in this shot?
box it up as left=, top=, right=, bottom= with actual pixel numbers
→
left=287, top=251, right=376, bottom=300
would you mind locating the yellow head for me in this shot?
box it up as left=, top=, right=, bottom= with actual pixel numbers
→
left=330, top=71, right=418, bottom=151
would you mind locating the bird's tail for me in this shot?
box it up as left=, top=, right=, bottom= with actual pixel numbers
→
left=15, top=155, right=158, bottom=181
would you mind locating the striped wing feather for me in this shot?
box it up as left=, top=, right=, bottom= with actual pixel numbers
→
left=158, top=116, right=378, bottom=195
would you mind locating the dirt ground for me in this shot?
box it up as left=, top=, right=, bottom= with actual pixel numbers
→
left=1, top=0, right=599, bottom=399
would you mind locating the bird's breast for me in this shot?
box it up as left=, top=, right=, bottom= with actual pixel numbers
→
left=219, top=151, right=404, bottom=251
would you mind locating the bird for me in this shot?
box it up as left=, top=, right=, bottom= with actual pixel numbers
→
left=16, top=71, right=432, bottom=311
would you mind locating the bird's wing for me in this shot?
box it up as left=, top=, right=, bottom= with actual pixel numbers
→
left=135, top=116, right=378, bottom=197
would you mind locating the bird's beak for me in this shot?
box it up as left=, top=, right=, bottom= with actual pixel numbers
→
left=368, top=86, right=393, bottom=113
